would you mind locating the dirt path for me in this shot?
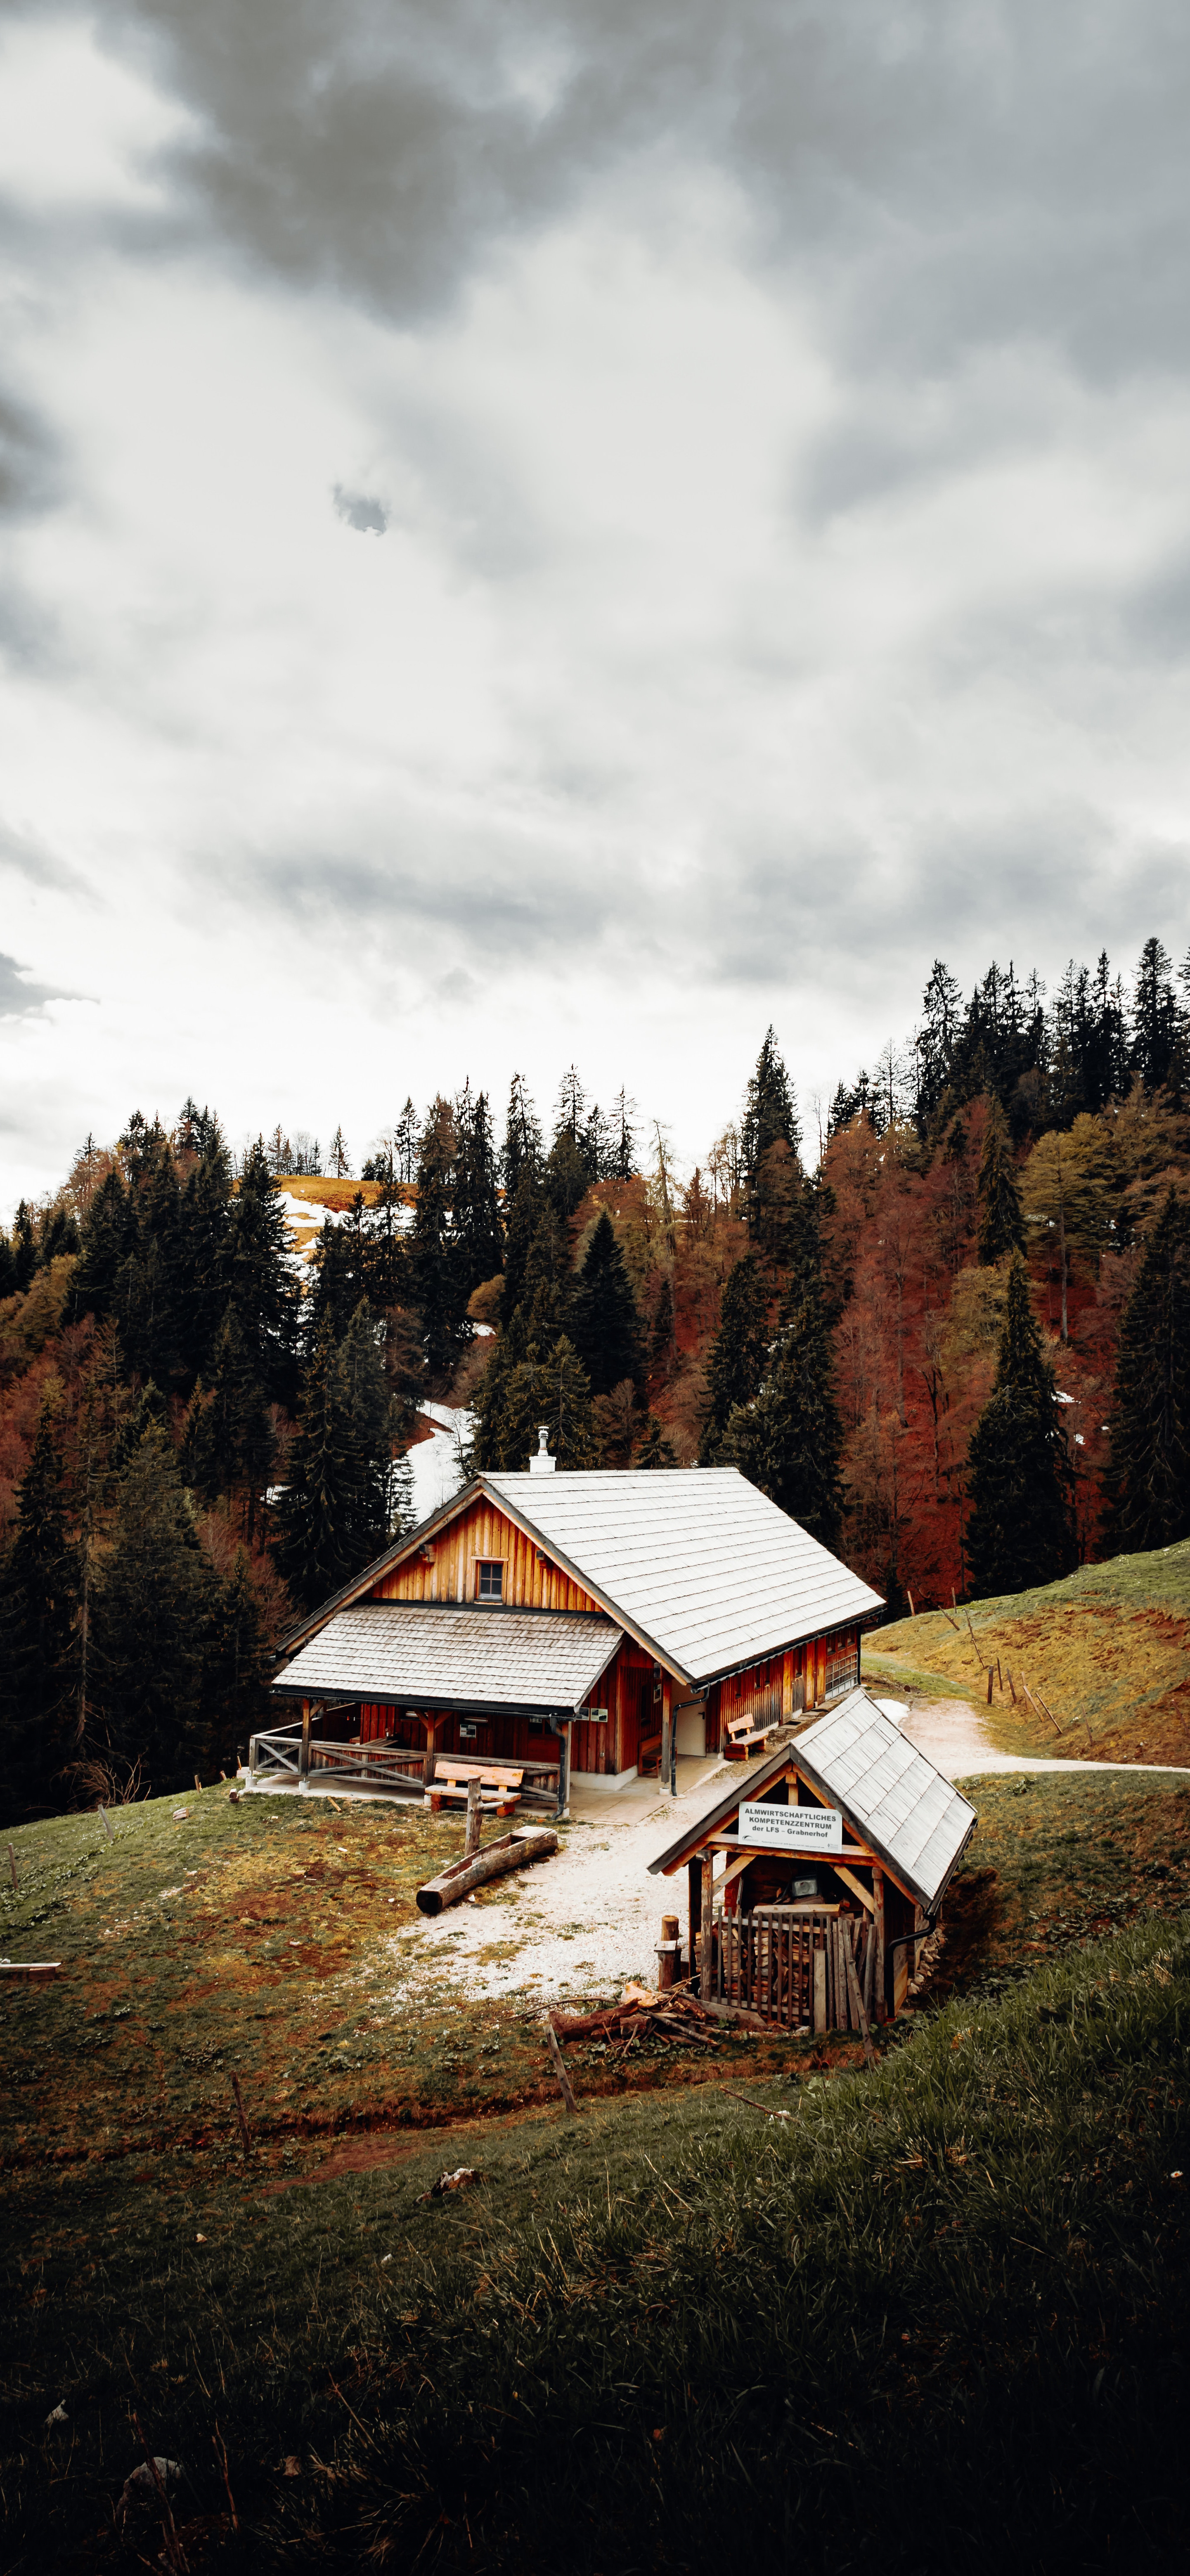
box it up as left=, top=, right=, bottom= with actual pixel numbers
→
left=899, top=1694, right=1190, bottom=1780
left=381, top=1760, right=733, bottom=2008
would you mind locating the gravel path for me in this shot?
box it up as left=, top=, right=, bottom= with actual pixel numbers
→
left=899, top=1695, right=1190, bottom=1780
left=382, top=1762, right=734, bottom=2009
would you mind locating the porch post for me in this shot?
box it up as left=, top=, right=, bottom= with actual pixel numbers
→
left=299, top=1698, right=311, bottom=1782
left=660, top=1677, right=673, bottom=1795
left=555, top=1719, right=571, bottom=1818
left=688, top=1856, right=701, bottom=1988
left=700, top=1849, right=714, bottom=1993
left=421, top=1713, right=442, bottom=1790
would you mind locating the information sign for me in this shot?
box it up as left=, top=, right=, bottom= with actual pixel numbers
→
left=737, top=1799, right=843, bottom=1853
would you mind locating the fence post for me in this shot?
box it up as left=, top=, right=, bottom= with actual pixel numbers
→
left=554, top=1721, right=570, bottom=1818
left=299, top=1699, right=311, bottom=1783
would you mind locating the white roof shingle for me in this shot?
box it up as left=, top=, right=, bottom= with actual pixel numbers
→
left=273, top=1603, right=622, bottom=1715
left=793, top=1690, right=977, bottom=1909
left=482, top=1467, right=882, bottom=1685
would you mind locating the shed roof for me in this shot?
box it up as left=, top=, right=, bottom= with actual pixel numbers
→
left=272, top=1602, right=622, bottom=1717
left=648, top=1687, right=977, bottom=1911
left=481, top=1468, right=882, bottom=1685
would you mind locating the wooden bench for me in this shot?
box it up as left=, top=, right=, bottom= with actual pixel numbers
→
left=725, top=1712, right=781, bottom=1759
left=426, top=1758, right=524, bottom=1818
left=638, top=1730, right=662, bottom=1777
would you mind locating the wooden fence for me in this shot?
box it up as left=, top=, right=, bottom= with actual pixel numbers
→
left=247, top=1724, right=560, bottom=1809
left=712, top=1906, right=876, bottom=2034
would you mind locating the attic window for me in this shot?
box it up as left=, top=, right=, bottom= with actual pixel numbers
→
left=476, top=1560, right=504, bottom=1603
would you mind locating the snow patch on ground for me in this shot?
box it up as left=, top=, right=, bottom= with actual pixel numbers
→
left=407, top=1404, right=474, bottom=1525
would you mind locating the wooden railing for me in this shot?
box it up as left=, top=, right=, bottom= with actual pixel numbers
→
left=712, top=1906, right=876, bottom=2034
left=248, top=1727, right=561, bottom=1809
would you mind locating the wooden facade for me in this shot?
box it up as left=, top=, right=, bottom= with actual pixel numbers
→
left=272, top=1468, right=878, bottom=1804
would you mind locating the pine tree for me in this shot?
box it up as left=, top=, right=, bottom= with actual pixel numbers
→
left=330, top=1125, right=351, bottom=1177
left=913, top=960, right=963, bottom=1129
left=92, top=1429, right=217, bottom=1791
left=0, top=1402, right=78, bottom=1809
left=497, top=1334, right=596, bottom=1469
left=182, top=1308, right=276, bottom=1541
left=1105, top=1190, right=1190, bottom=1552
left=698, top=1256, right=772, bottom=1462
left=276, top=1307, right=397, bottom=1607
left=206, top=1547, right=272, bottom=1769
left=650, top=1272, right=676, bottom=1380
left=227, top=1138, right=298, bottom=1405
left=1130, top=937, right=1180, bottom=1091
left=12, top=1201, right=37, bottom=1292
left=453, top=1086, right=504, bottom=1293
left=501, top=1074, right=542, bottom=1198
left=741, top=1029, right=800, bottom=1245
left=571, top=1212, right=642, bottom=1395
left=720, top=1299, right=845, bottom=1547
left=365, top=1159, right=410, bottom=1314
left=409, top=1099, right=470, bottom=1382
left=977, top=1097, right=1026, bottom=1265
left=70, top=1168, right=135, bottom=1324
left=175, top=1127, right=233, bottom=1380
left=500, top=1163, right=543, bottom=1328
left=545, top=1127, right=590, bottom=1221
left=965, top=1256, right=1076, bottom=1596
left=635, top=1413, right=678, bottom=1470
left=609, top=1089, right=636, bottom=1180
left=0, top=1226, right=16, bottom=1299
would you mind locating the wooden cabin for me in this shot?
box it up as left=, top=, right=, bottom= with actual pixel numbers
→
left=649, top=1689, right=977, bottom=2028
left=262, top=1448, right=885, bottom=1815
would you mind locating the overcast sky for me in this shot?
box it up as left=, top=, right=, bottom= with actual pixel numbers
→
left=2, top=0, right=1189, bottom=1209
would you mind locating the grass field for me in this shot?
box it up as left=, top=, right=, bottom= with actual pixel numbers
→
left=4, top=1765, right=1190, bottom=2567
left=873, top=1537, right=1190, bottom=1760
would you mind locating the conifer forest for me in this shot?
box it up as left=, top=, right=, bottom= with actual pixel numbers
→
left=3, top=933, right=1189, bottom=1823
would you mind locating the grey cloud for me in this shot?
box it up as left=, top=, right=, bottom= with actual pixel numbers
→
left=0, top=820, right=90, bottom=895
left=0, top=952, right=73, bottom=1016
left=57, top=0, right=1190, bottom=382
left=0, top=383, right=60, bottom=521
left=333, top=483, right=388, bottom=533
left=435, top=965, right=479, bottom=1004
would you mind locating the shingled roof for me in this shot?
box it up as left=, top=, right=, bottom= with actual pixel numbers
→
left=648, top=1686, right=977, bottom=1912
left=482, top=1468, right=883, bottom=1684
left=272, top=1602, right=622, bottom=1717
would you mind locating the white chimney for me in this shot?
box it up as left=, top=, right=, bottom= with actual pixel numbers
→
left=529, top=1423, right=556, bottom=1475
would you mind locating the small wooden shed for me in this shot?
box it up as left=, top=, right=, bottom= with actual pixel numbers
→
left=648, top=1688, right=977, bottom=2030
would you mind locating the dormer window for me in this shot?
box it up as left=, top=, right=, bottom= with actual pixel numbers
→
left=476, top=1560, right=504, bottom=1603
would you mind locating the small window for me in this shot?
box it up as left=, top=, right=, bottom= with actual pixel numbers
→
left=476, top=1560, right=504, bottom=1602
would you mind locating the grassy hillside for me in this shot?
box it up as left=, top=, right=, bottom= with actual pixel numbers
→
left=4, top=1769, right=1190, bottom=2565
left=872, top=1537, right=1190, bottom=1761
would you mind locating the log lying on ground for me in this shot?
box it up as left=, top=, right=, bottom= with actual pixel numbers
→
left=415, top=1826, right=558, bottom=1916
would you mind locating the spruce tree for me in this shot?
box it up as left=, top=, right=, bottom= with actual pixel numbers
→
left=228, top=1138, right=298, bottom=1405
left=977, top=1097, right=1026, bottom=1264
left=206, top=1547, right=272, bottom=1768
left=453, top=1086, right=504, bottom=1293
left=501, top=1073, right=542, bottom=1198
left=571, top=1211, right=642, bottom=1395
left=70, top=1168, right=134, bottom=1324
left=0, top=1226, right=16, bottom=1299
left=1130, top=937, right=1180, bottom=1091
left=965, top=1255, right=1076, bottom=1596
left=12, top=1201, right=37, bottom=1292
left=500, top=1163, right=543, bottom=1326
left=182, top=1308, right=276, bottom=1541
left=698, top=1256, right=772, bottom=1462
left=1105, top=1190, right=1190, bottom=1551
left=409, top=1099, right=470, bottom=1381
left=0, top=1403, right=78, bottom=1810
left=498, top=1334, right=596, bottom=1470
left=720, top=1299, right=845, bottom=1547
left=175, top=1128, right=233, bottom=1380
left=277, top=1306, right=397, bottom=1606
left=92, top=1428, right=216, bottom=1791
left=635, top=1413, right=678, bottom=1470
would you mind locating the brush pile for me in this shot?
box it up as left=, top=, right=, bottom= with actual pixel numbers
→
left=549, top=1980, right=723, bottom=2057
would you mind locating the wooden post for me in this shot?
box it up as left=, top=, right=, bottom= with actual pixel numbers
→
left=812, top=1939, right=827, bottom=2034
left=464, top=1776, right=482, bottom=1859
left=660, top=1677, right=672, bottom=1794
left=872, top=1868, right=887, bottom=2023
left=421, top=1714, right=441, bottom=1791
left=688, top=1855, right=702, bottom=1984
left=299, top=1699, right=312, bottom=1782
left=555, top=1720, right=570, bottom=1818
left=658, top=1911, right=679, bottom=1990
left=546, top=2018, right=579, bottom=2115
left=700, top=1849, right=714, bottom=1993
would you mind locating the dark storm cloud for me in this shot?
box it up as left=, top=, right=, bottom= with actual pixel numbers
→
left=53, top=0, right=1190, bottom=376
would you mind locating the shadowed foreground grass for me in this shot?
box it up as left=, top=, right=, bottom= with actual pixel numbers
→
left=4, top=1911, right=1189, bottom=2571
